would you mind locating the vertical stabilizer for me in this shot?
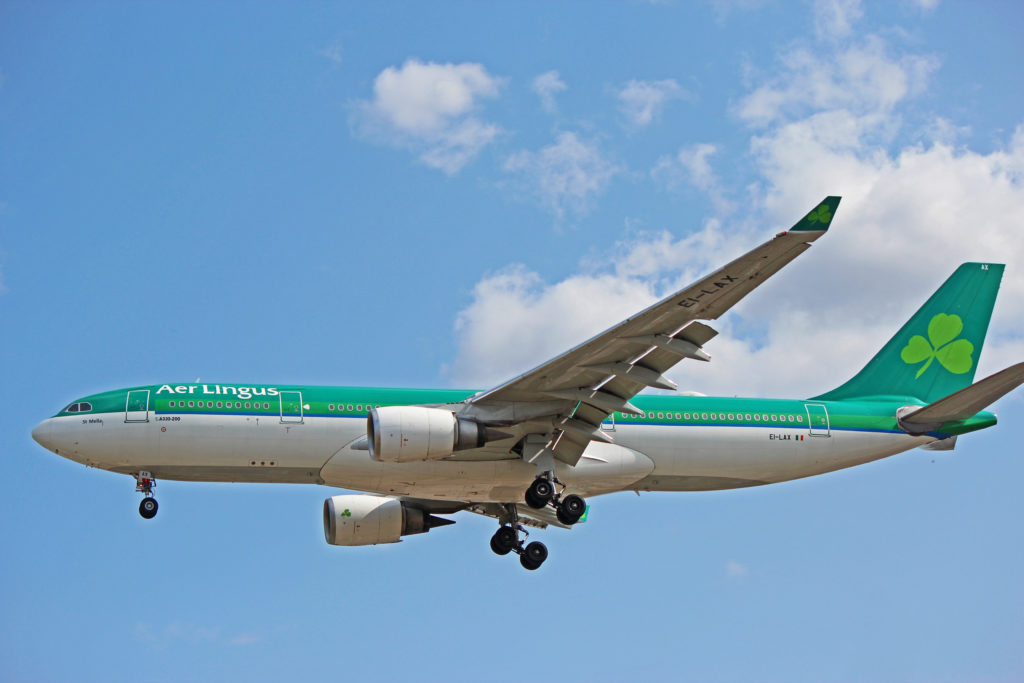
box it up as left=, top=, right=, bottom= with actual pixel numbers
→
left=813, top=263, right=1004, bottom=403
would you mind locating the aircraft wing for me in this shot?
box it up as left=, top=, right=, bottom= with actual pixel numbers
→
left=466, top=197, right=841, bottom=466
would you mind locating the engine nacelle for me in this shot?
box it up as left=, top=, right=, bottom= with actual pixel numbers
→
left=323, top=495, right=453, bottom=546
left=367, top=406, right=499, bottom=463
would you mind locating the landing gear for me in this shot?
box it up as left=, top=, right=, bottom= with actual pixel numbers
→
left=525, top=477, right=554, bottom=509
left=489, top=526, right=518, bottom=556
left=490, top=505, right=548, bottom=570
left=139, top=497, right=159, bottom=519
left=525, top=473, right=587, bottom=525
left=556, top=493, right=586, bottom=525
left=520, top=541, right=548, bottom=571
left=134, top=471, right=158, bottom=519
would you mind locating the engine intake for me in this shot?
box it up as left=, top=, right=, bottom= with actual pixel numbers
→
left=323, top=495, right=454, bottom=546
left=367, top=406, right=508, bottom=463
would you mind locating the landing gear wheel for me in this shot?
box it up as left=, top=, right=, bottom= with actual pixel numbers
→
left=139, top=497, right=158, bottom=519
left=490, top=526, right=517, bottom=555
left=556, top=494, right=586, bottom=525
left=519, top=541, right=548, bottom=570
left=525, top=478, right=554, bottom=509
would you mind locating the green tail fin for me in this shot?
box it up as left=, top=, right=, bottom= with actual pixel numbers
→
left=812, top=263, right=1004, bottom=403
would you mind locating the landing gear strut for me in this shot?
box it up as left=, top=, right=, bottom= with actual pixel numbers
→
left=135, top=471, right=158, bottom=519
left=525, top=472, right=587, bottom=525
left=489, top=505, right=548, bottom=571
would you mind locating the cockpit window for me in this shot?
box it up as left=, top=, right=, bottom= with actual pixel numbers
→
left=66, top=403, right=79, bottom=413
left=78, top=402, right=92, bottom=412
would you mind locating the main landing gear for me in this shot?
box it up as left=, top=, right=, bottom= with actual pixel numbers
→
left=525, top=474, right=586, bottom=526
left=135, top=471, right=159, bottom=519
left=489, top=506, right=549, bottom=570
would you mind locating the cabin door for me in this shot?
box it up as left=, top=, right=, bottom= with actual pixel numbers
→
left=804, top=403, right=830, bottom=437
left=125, top=390, right=150, bottom=423
left=280, top=391, right=304, bottom=424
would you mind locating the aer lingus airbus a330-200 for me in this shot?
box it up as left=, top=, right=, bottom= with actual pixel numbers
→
left=33, top=197, right=1024, bottom=570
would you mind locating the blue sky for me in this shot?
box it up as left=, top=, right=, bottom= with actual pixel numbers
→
left=2, top=1, right=1023, bottom=681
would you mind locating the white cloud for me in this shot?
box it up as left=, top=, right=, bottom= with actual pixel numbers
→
left=318, top=42, right=343, bottom=66
left=229, top=633, right=261, bottom=646
left=652, top=143, right=736, bottom=214
left=449, top=27, right=1024, bottom=401
left=813, top=0, right=864, bottom=38
left=711, top=0, right=773, bottom=23
left=448, top=265, right=657, bottom=387
left=353, top=59, right=504, bottom=174
left=725, top=560, right=749, bottom=578
left=532, top=70, right=567, bottom=113
left=737, top=36, right=938, bottom=128
left=617, top=79, right=686, bottom=128
left=909, top=0, right=940, bottom=11
left=503, top=132, right=620, bottom=220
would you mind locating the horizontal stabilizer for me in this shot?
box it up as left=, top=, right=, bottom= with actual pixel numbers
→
left=899, top=362, right=1024, bottom=434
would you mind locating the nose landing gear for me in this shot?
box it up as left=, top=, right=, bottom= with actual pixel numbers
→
left=135, top=471, right=158, bottom=519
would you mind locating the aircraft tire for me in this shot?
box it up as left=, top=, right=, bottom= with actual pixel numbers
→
left=490, top=527, right=517, bottom=555
left=139, top=497, right=158, bottom=519
left=525, top=479, right=554, bottom=509
left=520, top=541, right=547, bottom=570
left=557, top=494, right=586, bottom=524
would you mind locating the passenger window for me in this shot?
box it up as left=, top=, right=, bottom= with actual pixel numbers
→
left=169, top=401, right=175, bottom=408
left=657, top=412, right=664, bottom=419
left=217, top=401, right=223, bottom=408
left=357, top=404, right=363, bottom=411
left=263, top=402, right=270, bottom=409
left=245, top=402, right=251, bottom=409
left=745, top=414, right=751, bottom=420
left=771, top=414, right=777, bottom=422
left=187, top=401, right=193, bottom=408
left=675, top=413, right=681, bottom=420
left=728, top=413, right=734, bottom=420
left=797, top=415, right=803, bottom=422
left=347, top=404, right=354, bottom=412
left=235, top=402, right=241, bottom=409
left=701, top=413, right=708, bottom=420
left=787, top=415, right=794, bottom=422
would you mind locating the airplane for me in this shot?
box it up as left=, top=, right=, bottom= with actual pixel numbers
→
left=32, top=196, right=1024, bottom=570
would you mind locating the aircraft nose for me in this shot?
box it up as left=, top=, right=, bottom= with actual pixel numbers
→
left=32, top=420, right=54, bottom=451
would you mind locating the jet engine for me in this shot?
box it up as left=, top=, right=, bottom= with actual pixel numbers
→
left=323, top=495, right=454, bottom=546
left=367, top=406, right=508, bottom=463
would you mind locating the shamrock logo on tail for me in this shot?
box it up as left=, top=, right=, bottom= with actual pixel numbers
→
left=806, top=204, right=833, bottom=225
left=900, top=313, right=974, bottom=379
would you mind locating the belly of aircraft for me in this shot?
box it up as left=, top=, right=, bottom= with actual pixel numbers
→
left=49, top=414, right=928, bottom=500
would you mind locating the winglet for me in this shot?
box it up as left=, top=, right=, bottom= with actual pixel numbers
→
left=791, top=196, right=841, bottom=232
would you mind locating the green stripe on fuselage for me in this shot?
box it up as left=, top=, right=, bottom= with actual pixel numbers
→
left=58, top=383, right=997, bottom=438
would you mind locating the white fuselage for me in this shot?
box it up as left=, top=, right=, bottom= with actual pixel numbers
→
left=35, top=409, right=933, bottom=502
